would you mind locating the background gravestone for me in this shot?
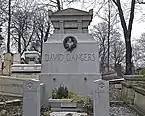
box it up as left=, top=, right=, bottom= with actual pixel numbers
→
left=2, top=53, right=12, bottom=76
left=0, top=59, right=2, bottom=75
left=0, top=53, right=3, bottom=75
left=40, top=8, right=101, bottom=105
left=13, top=53, right=21, bottom=64
left=23, top=79, right=40, bottom=116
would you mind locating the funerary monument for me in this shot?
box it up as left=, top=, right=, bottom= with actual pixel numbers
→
left=22, top=8, right=109, bottom=116
left=39, top=8, right=101, bottom=105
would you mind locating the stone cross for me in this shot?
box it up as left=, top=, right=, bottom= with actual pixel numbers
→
left=23, top=79, right=40, bottom=116
left=93, top=79, right=109, bottom=116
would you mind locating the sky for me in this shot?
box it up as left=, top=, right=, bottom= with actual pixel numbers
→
left=65, top=0, right=145, bottom=40
left=2, top=0, right=145, bottom=53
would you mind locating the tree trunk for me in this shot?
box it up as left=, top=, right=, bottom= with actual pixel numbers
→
left=107, top=0, right=111, bottom=72
left=40, top=32, right=43, bottom=60
left=56, top=0, right=61, bottom=11
left=18, top=34, right=21, bottom=54
left=7, top=0, right=11, bottom=53
left=125, top=39, right=132, bottom=74
left=112, top=0, right=135, bottom=75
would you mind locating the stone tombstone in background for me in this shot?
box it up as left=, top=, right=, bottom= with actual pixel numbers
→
left=2, top=53, right=12, bottom=76
left=93, top=79, right=109, bottom=116
left=13, top=53, right=21, bottom=64
left=0, top=53, right=3, bottom=75
left=40, top=8, right=101, bottom=105
left=23, top=79, right=40, bottom=116
left=0, top=57, right=2, bottom=75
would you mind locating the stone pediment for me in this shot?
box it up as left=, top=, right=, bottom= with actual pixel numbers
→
left=49, top=8, right=93, bottom=34
left=50, top=8, right=93, bottom=16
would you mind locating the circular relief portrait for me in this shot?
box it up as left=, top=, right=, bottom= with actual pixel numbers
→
left=63, top=36, right=77, bottom=52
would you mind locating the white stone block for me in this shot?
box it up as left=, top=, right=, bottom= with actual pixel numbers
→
left=93, top=79, right=109, bottom=116
left=13, top=53, right=21, bottom=64
left=23, top=79, right=40, bottom=116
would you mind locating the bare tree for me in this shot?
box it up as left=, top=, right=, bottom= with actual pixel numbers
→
left=91, top=22, right=108, bottom=73
left=10, top=0, right=52, bottom=55
left=109, top=31, right=125, bottom=69
left=132, top=33, right=145, bottom=67
left=76, top=0, right=144, bottom=74
left=111, top=0, right=145, bottom=74
left=11, top=8, right=36, bottom=55
left=0, top=0, right=7, bottom=26
left=31, top=6, right=51, bottom=57
left=91, top=0, right=121, bottom=72
left=91, top=21, right=125, bottom=73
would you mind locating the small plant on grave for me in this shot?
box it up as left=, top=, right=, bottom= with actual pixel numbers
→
left=52, top=88, right=58, bottom=99
left=43, top=112, right=50, bottom=116
left=139, top=68, right=145, bottom=75
left=68, top=92, right=85, bottom=103
left=69, top=93, right=93, bottom=115
left=82, top=96, right=93, bottom=115
left=52, top=87, right=93, bottom=115
left=52, top=85, right=69, bottom=99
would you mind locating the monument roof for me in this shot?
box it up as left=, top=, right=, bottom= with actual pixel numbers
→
left=50, top=8, right=93, bottom=16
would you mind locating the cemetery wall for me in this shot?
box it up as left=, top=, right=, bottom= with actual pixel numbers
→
left=121, top=75, right=145, bottom=115
left=133, top=86, right=145, bottom=115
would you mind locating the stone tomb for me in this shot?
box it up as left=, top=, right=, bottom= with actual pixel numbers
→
left=39, top=8, right=101, bottom=105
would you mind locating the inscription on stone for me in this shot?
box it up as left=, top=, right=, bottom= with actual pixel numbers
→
left=45, top=53, right=97, bottom=62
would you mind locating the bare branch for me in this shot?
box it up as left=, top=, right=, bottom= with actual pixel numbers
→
left=136, top=0, right=145, bottom=4
left=112, top=0, right=117, bottom=6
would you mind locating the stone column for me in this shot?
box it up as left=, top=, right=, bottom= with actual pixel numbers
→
left=93, top=79, right=109, bottom=116
left=23, top=79, right=40, bottom=116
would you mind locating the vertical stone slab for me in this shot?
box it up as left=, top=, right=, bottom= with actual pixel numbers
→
left=0, top=58, right=2, bottom=75
left=13, top=53, right=21, bottom=64
left=39, top=73, right=52, bottom=107
left=23, top=79, right=40, bottom=116
left=2, top=53, right=12, bottom=76
left=93, top=79, right=109, bottom=116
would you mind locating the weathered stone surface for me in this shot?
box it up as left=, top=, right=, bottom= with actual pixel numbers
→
left=40, top=8, right=100, bottom=105
left=23, top=79, right=40, bottom=116
left=133, top=86, right=145, bottom=115
left=2, top=53, right=12, bottom=76
left=93, top=79, right=109, bottom=116
left=13, top=53, right=21, bottom=64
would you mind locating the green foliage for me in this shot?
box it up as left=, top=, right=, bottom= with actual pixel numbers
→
left=69, top=92, right=93, bottom=115
left=82, top=97, right=93, bottom=115
left=74, top=96, right=93, bottom=115
left=139, top=68, right=145, bottom=75
left=43, top=112, right=50, bottom=116
left=52, top=85, right=69, bottom=99
left=52, top=86, right=93, bottom=115
left=52, top=88, right=58, bottom=99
